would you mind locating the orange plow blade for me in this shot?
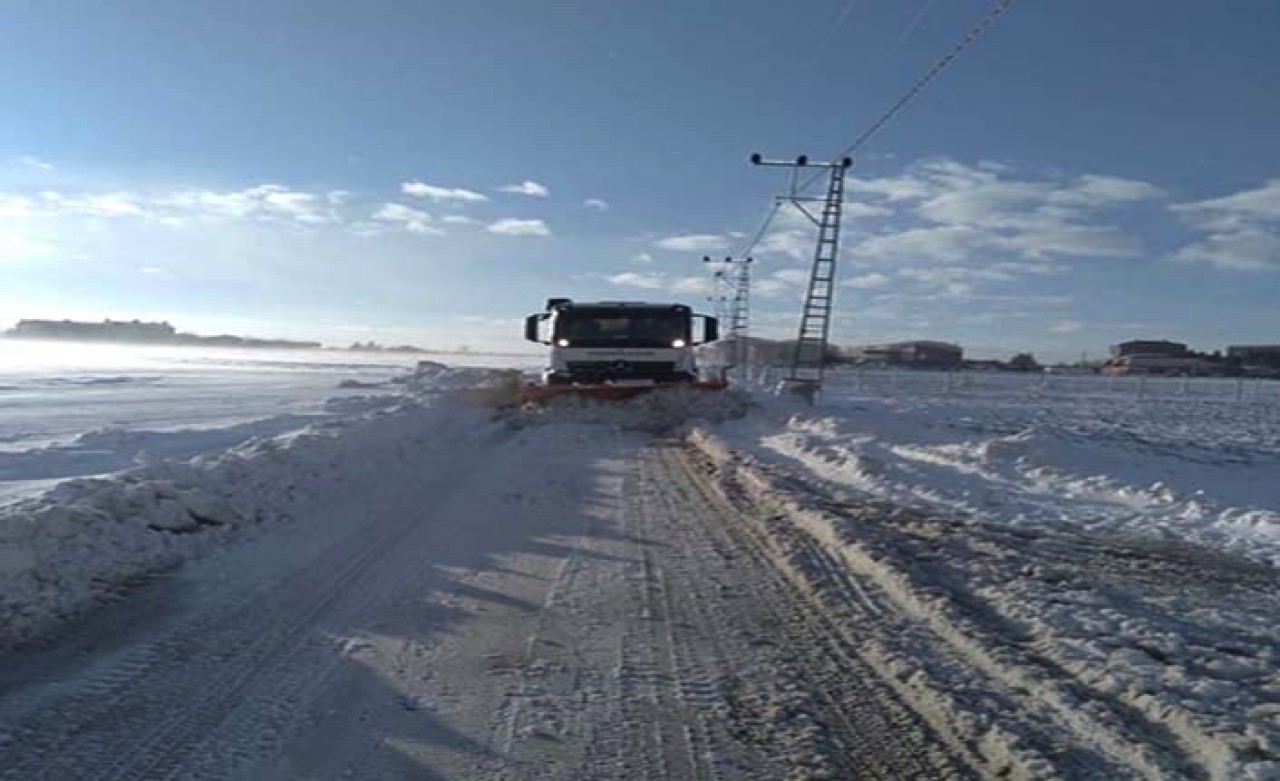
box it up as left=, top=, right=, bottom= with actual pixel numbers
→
left=518, top=378, right=728, bottom=405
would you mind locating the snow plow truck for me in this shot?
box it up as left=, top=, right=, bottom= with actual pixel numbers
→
left=520, top=297, right=726, bottom=403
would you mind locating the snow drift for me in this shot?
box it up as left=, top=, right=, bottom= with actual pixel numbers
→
left=0, top=395, right=490, bottom=649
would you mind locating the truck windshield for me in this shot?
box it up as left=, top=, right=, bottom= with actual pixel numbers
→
left=555, top=310, right=689, bottom=348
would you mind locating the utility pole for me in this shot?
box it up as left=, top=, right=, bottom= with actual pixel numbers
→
left=704, top=255, right=753, bottom=372
left=750, top=153, right=853, bottom=401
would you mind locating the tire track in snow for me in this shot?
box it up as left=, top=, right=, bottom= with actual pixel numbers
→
left=640, top=443, right=967, bottom=779
left=693, top=431, right=1217, bottom=779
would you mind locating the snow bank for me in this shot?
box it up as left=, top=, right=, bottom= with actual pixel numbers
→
left=0, top=393, right=493, bottom=649
left=0, top=414, right=331, bottom=485
left=395, top=360, right=522, bottom=394
left=510, top=387, right=753, bottom=433
left=0, top=357, right=555, bottom=648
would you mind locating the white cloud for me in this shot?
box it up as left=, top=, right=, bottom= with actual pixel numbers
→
left=16, top=156, right=55, bottom=171
left=850, top=226, right=985, bottom=264
left=160, top=185, right=333, bottom=224
left=1053, top=175, right=1166, bottom=206
left=1172, top=179, right=1280, bottom=231
left=498, top=180, right=550, bottom=198
left=442, top=214, right=481, bottom=225
left=993, top=224, right=1139, bottom=259
left=844, top=272, right=891, bottom=289
left=897, top=267, right=1014, bottom=286
left=0, top=196, right=34, bottom=218
left=487, top=218, right=551, bottom=237
left=1170, top=181, right=1280, bottom=271
left=608, top=271, right=666, bottom=290
left=848, top=175, right=933, bottom=202
left=753, top=208, right=817, bottom=260
left=917, top=181, right=1050, bottom=228
left=604, top=271, right=722, bottom=298
left=631, top=252, right=653, bottom=263
left=754, top=279, right=798, bottom=299
left=1, top=184, right=343, bottom=227
left=654, top=233, right=731, bottom=252
left=1051, top=319, right=1083, bottom=333
left=259, top=189, right=326, bottom=223
left=402, top=181, right=489, bottom=203
left=39, top=191, right=148, bottom=218
left=0, top=229, right=56, bottom=260
left=672, top=276, right=714, bottom=295
left=139, top=266, right=164, bottom=275
left=771, top=269, right=811, bottom=286
left=373, top=203, right=443, bottom=235
left=584, top=198, right=609, bottom=212
left=1173, top=229, right=1280, bottom=272
left=844, top=202, right=893, bottom=219
left=842, top=159, right=1159, bottom=264
left=758, top=230, right=812, bottom=260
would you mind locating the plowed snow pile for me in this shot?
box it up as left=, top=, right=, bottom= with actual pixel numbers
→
left=511, top=387, right=752, bottom=433
left=0, top=387, right=494, bottom=648
left=396, top=360, right=522, bottom=394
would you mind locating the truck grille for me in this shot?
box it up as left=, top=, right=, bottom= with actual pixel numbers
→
left=565, top=360, right=678, bottom=380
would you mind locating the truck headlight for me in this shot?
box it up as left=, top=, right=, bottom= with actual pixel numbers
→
left=671, top=339, right=687, bottom=348
left=556, top=338, right=570, bottom=347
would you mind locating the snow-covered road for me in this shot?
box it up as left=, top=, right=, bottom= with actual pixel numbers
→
left=4, top=360, right=1279, bottom=779
left=0, top=407, right=962, bottom=780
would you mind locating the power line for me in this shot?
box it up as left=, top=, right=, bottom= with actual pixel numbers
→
left=731, top=200, right=784, bottom=259
left=810, top=0, right=864, bottom=65
left=799, top=0, right=1018, bottom=191
left=895, top=0, right=939, bottom=47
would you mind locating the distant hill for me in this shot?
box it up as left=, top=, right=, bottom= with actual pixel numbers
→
left=5, top=319, right=321, bottom=350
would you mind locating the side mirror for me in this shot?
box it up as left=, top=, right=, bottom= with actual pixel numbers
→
left=703, top=316, right=719, bottom=343
left=524, top=314, right=541, bottom=343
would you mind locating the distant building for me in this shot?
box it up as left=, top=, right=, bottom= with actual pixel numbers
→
left=1103, top=339, right=1214, bottom=375
left=1110, top=340, right=1189, bottom=359
left=1101, top=355, right=1216, bottom=376
left=848, top=340, right=963, bottom=369
left=1227, top=345, right=1280, bottom=368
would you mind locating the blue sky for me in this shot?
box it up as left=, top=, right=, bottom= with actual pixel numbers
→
left=1, top=0, right=1278, bottom=360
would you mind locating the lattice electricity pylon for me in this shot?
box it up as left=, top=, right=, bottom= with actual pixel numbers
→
left=750, top=153, right=853, bottom=401
left=705, top=255, right=753, bottom=370
left=703, top=263, right=731, bottom=324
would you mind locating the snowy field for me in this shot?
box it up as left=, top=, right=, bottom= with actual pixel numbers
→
left=0, top=339, right=540, bottom=505
left=725, top=368, right=1280, bottom=565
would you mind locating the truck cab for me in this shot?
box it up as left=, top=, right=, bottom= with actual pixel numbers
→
left=524, top=298, right=719, bottom=386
